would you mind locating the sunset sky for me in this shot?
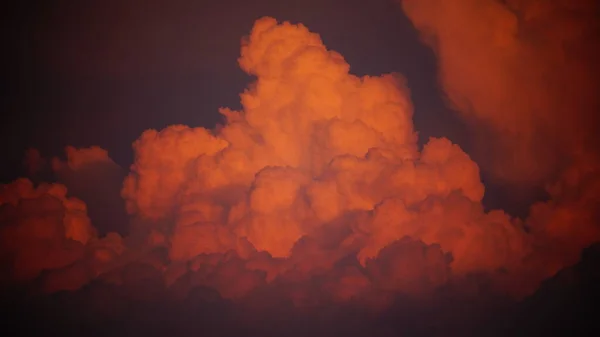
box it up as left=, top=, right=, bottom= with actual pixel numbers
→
left=2, top=0, right=599, bottom=336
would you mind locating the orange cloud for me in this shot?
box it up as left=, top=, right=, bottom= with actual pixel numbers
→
left=400, top=0, right=600, bottom=187
left=0, top=179, right=95, bottom=283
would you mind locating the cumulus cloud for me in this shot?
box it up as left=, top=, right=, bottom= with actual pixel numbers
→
left=0, top=179, right=95, bottom=284
left=121, top=18, right=505, bottom=279
left=399, top=0, right=600, bottom=292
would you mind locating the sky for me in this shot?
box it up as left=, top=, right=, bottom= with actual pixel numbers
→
left=1, top=0, right=599, bottom=336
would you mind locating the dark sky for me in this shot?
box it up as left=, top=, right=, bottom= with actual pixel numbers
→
left=3, top=0, right=466, bottom=180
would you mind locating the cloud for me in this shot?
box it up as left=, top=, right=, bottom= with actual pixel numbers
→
left=400, top=0, right=600, bottom=187
left=400, top=0, right=600, bottom=293
left=0, top=179, right=95, bottom=284
left=122, top=18, right=502, bottom=277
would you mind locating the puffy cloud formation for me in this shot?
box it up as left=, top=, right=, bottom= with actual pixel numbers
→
left=0, top=179, right=96, bottom=284
left=400, top=0, right=600, bottom=187
left=114, top=17, right=530, bottom=290
left=365, top=237, right=452, bottom=296
left=1, top=15, right=599, bottom=336
left=399, top=0, right=600, bottom=292
left=522, top=157, right=600, bottom=284
left=51, top=146, right=118, bottom=172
